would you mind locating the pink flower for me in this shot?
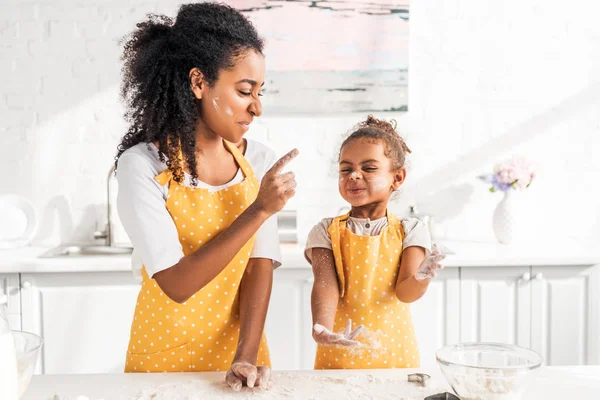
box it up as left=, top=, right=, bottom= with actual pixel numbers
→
left=481, top=156, right=536, bottom=192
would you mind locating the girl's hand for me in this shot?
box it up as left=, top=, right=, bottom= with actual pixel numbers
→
left=225, top=361, right=273, bottom=391
left=414, top=244, right=446, bottom=281
left=313, top=319, right=364, bottom=347
left=253, top=149, right=299, bottom=216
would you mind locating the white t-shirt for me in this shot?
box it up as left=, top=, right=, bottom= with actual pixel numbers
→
left=116, top=139, right=282, bottom=282
left=304, top=216, right=431, bottom=264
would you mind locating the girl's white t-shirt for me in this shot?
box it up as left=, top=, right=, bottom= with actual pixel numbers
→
left=304, top=216, right=431, bottom=264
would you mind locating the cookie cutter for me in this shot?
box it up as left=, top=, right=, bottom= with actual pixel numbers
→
left=407, top=372, right=430, bottom=387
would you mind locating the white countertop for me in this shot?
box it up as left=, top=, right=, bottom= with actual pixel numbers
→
left=0, top=240, right=598, bottom=274
left=22, top=366, right=600, bottom=399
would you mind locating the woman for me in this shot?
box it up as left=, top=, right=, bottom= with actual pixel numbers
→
left=115, top=3, right=297, bottom=391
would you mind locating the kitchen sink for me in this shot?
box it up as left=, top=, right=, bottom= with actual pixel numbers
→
left=39, top=245, right=133, bottom=258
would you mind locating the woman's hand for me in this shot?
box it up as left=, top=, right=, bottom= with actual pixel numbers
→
left=225, top=360, right=273, bottom=391
left=253, top=149, right=299, bottom=216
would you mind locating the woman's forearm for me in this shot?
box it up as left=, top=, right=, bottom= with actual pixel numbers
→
left=154, top=202, right=269, bottom=303
left=234, top=258, right=274, bottom=364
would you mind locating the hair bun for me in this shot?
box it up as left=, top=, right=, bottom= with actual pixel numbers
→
left=360, top=114, right=399, bottom=138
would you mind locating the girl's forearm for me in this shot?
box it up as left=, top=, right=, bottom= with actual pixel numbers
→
left=311, top=284, right=339, bottom=330
left=395, top=275, right=429, bottom=303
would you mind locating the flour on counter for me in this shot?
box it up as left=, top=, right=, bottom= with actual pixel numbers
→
left=129, top=372, right=447, bottom=400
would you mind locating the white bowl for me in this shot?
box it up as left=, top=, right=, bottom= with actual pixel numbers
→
left=436, top=342, right=542, bottom=400
left=0, top=194, right=37, bottom=248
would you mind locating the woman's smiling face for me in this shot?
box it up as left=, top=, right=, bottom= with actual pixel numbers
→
left=193, top=49, right=265, bottom=143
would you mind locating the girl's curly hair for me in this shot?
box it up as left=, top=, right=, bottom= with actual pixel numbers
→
left=340, top=115, right=412, bottom=170
left=115, top=2, right=264, bottom=184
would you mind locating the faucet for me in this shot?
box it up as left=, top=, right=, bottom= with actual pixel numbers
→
left=93, top=166, right=115, bottom=246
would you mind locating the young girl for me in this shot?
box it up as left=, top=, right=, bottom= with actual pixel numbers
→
left=305, top=115, right=445, bottom=369
left=115, top=3, right=297, bottom=391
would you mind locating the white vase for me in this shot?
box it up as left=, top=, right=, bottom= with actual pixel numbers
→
left=492, top=190, right=520, bottom=244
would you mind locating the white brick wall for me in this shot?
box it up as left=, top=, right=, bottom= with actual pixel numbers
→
left=1, top=0, right=599, bottom=248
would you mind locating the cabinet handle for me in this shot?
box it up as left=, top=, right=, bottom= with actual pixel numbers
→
left=535, top=273, right=543, bottom=281
left=521, top=272, right=531, bottom=282
left=21, top=281, right=32, bottom=289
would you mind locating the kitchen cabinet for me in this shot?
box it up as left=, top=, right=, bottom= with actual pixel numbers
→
left=5, top=261, right=599, bottom=374
left=460, top=266, right=531, bottom=346
left=20, top=271, right=140, bottom=374
left=411, top=267, right=460, bottom=368
left=531, top=265, right=599, bottom=365
left=460, top=265, right=600, bottom=366
left=264, top=268, right=315, bottom=370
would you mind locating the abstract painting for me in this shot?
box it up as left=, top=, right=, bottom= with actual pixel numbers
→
left=228, top=0, right=409, bottom=114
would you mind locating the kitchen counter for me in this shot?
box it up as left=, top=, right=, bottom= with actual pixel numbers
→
left=22, top=366, right=600, bottom=399
left=1, top=240, right=598, bottom=274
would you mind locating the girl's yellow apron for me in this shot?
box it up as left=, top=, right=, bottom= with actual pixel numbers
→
left=315, top=212, right=420, bottom=369
left=125, top=140, right=270, bottom=372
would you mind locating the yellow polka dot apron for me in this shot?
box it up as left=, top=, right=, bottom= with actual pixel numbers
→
left=314, top=211, right=420, bottom=369
left=125, top=140, right=270, bottom=373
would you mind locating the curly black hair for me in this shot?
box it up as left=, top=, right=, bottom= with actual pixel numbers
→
left=115, top=2, right=264, bottom=184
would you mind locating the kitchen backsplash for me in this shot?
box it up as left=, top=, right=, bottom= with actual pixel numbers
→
left=1, top=0, right=599, bottom=248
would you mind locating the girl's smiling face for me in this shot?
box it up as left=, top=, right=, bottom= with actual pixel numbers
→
left=338, top=138, right=406, bottom=208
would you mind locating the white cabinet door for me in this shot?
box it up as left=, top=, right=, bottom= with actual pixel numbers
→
left=1, top=274, right=21, bottom=330
left=300, top=277, right=318, bottom=370
left=411, top=267, right=460, bottom=368
left=264, top=268, right=314, bottom=370
left=460, top=267, right=531, bottom=347
left=590, top=265, right=600, bottom=365
left=20, top=272, right=140, bottom=374
left=531, top=265, right=597, bottom=366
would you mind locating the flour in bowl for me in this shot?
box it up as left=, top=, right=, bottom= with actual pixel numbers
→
left=444, top=367, right=527, bottom=400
